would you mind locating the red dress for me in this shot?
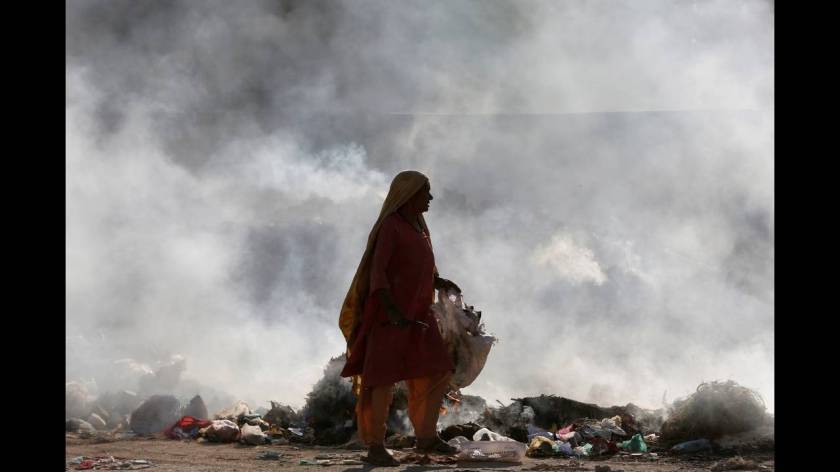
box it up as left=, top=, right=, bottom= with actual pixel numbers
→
left=341, top=213, right=455, bottom=386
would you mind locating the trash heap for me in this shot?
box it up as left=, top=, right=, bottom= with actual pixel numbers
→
left=428, top=380, right=773, bottom=463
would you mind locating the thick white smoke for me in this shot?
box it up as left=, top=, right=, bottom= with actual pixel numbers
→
left=66, top=0, right=773, bottom=413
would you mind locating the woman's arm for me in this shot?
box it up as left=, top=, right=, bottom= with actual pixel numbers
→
left=374, top=287, right=409, bottom=328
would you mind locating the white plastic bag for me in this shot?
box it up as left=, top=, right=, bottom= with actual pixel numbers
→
left=473, top=427, right=517, bottom=442
left=456, top=440, right=526, bottom=463
left=240, top=423, right=266, bottom=445
left=430, top=289, right=496, bottom=389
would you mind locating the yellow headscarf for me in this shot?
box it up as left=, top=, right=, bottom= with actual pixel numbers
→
left=339, top=170, right=432, bottom=395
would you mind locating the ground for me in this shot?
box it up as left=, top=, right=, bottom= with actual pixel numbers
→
left=66, top=435, right=775, bottom=472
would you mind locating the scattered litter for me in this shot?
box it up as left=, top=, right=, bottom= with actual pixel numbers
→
left=398, top=452, right=457, bottom=465
left=594, top=466, right=624, bottom=472
left=68, top=456, right=153, bottom=470
left=385, top=433, right=415, bottom=448
left=711, top=456, right=759, bottom=471
left=256, top=451, right=282, bottom=460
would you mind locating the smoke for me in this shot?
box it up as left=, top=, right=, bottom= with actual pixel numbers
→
left=66, top=0, right=773, bottom=413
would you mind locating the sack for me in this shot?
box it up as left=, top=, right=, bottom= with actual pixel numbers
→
left=200, top=419, right=241, bottom=443
left=430, top=290, right=496, bottom=389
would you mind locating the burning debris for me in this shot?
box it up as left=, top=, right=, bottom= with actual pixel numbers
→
left=660, top=380, right=769, bottom=443
left=299, top=354, right=355, bottom=445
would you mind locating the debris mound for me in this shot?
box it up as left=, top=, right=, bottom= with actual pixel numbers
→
left=661, top=380, right=767, bottom=442
left=300, top=354, right=356, bottom=445
left=129, top=395, right=181, bottom=434
left=182, top=395, right=208, bottom=420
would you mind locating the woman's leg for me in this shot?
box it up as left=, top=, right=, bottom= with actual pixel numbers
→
left=357, top=382, right=400, bottom=465
left=406, top=370, right=455, bottom=451
left=357, top=383, right=395, bottom=446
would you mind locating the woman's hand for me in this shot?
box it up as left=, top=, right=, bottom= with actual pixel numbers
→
left=434, top=276, right=461, bottom=293
left=386, top=304, right=410, bottom=328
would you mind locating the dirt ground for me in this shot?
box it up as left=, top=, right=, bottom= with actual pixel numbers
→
left=66, top=434, right=774, bottom=472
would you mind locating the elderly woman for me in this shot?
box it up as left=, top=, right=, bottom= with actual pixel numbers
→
left=339, top=170, right=460, bottom=465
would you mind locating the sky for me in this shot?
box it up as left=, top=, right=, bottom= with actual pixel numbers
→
left=66, top=0, right=774, bottom=414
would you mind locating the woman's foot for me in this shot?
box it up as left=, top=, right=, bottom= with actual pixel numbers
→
left=415, top=436, right=458, bottom=455
left=362, top=444, right=400, bottom=466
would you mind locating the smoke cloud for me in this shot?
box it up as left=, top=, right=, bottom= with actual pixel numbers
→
left=66, top=0, right=774, bottom=413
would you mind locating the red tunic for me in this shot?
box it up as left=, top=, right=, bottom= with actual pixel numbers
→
left=341, top=213, right=455, bottom=386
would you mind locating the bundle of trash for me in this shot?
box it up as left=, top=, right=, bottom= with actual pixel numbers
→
left=430, top=289, right=497, bottom=391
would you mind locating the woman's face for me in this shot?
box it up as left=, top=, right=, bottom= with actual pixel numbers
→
left=408, top=182, right=433, bottom=214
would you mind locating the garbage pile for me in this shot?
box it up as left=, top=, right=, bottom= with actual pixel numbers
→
left=430, top=380, right=772, bottom=463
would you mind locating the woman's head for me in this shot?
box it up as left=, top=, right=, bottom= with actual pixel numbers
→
left=401, top=180, right=433, bottom=215
left=380, top=170, right=431, bottom=216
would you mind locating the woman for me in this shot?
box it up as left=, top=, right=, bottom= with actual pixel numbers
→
left=339, top=170, right=461, bottom=465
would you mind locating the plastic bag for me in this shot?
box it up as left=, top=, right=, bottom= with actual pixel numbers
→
left=473, top=427, right=516, bottom=442
left=241, top=423, right=267, bottom=445
left=430, top=289, right=497, bottom=389
left=457, top=440, right=527, bottom=463
left=618, top=433, right=648, bottom=453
